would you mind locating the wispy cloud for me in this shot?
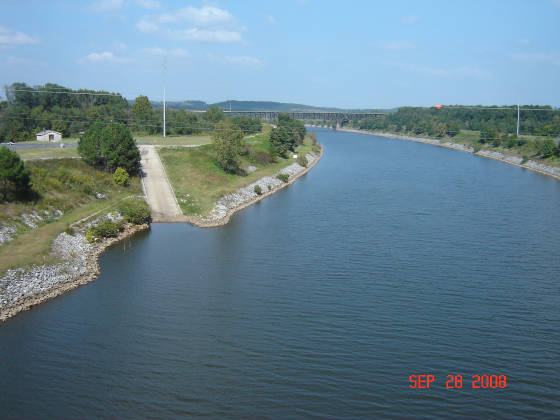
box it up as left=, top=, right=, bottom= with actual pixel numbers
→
left=518, top=38, right=531, bottom=46
left=208, top=53, right=264, bottom=68
left=142, top=47, right=189, bottom=57
left=391, top=62, right=490, bottom=79
left=79, top=51, right=127, bottom=63
left=168, top=28, right=242, bottom=43
left=379, top=41, right=414, bottom=51
left=401, top=15, right=420, bottom=24
left=89, top=0, right=125, bottom=12
left=136, top=5, right=243, bottom=43
left=135, top=0, right=160, bottom=9
left=265, top=15, right=277, bottom=24
left=510, top=52, right=560, bottom=66
left=3, top=56, right=47, bottom=67
left=0, top=26, right=37, bottom=45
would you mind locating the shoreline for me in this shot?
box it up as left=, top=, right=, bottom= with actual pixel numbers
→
left=179, top=145, right=324, bottom=228
left=0, top=223, right=149, bottom=322
left=336, top=127, right=560, bottom=181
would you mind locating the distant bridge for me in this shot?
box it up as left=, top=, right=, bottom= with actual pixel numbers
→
left=222, top=110, right=384, bottom=122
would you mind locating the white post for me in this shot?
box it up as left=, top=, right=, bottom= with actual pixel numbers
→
left=517, top=105, right=520, bottom=136
left=163, top=56, right=166, bottom=139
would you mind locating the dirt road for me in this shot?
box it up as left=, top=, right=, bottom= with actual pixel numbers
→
left=139, top=145, right=183, bottom=222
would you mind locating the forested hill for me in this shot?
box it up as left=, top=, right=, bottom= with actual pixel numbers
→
left=150, top=99, right=356, bottom=112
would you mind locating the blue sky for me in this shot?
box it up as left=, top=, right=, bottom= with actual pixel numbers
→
left=1, top=0, right=559, bottom=108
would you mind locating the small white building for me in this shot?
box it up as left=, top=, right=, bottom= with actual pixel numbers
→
left=36, top=130, right=62, bottom=142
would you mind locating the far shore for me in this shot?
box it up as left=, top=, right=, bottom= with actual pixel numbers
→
left=331, top=126, right=560, bottom=182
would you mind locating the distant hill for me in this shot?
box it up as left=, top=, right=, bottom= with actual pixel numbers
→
left=151, top=99, right=376, bottom=112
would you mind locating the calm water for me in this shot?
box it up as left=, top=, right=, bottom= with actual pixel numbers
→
left=1, top=129, right=560, bottom=419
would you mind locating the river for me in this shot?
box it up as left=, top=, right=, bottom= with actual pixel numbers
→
left=1, top=128, right=559, bottom=419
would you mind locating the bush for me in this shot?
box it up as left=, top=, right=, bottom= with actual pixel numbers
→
left=277, top=173, right=289, bottom=183
left=473, top=145, right=481, bottom=153
left=113, top=167, right=129, bottom=186
left=297, top=154, right=308, bottom=167
left=521, top=155, right=529, bottom=164
left=254, top=185, right=262, bottom=195
left=118, top=199, right=151, bottom=225
left=88, top=219, right=124, bottom=239
left=255, top=151, right=272, bottom=165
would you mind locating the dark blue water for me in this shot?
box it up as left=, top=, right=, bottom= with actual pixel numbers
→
left=1, top=129, right=560, bottom=419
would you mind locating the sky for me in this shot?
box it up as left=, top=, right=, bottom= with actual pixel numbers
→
left=0, top=0, right=559, bottom=109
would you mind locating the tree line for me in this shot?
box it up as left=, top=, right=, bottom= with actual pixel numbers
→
left=0, top=82, right=262, bottom=141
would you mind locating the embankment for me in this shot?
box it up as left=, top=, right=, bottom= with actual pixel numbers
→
left=184, top=147, right=323, bottom=228
left=0, top=223, right=149, bottom=322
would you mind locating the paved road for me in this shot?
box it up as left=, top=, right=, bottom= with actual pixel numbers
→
left=139, top=145, right=183, bottom=222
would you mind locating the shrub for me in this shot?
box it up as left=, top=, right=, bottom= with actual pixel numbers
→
left=255, top=151, right=272, bottom=165
left=473, top=145, right=481, bottom=153
left=254, top=185, right=262, bottom=195
left=113, top=167, right=129, bottom=186
left=297, top=154, right=308, bottom=167
left=88, top=219, right=124, bottom=239
left=277, top=173, right=289, bottom=183
left=521, top=155, right=529, bottom=164
left=118, top=199, right=151, bottom=225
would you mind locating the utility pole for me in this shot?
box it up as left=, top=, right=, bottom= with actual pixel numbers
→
left=163, top=56, right=166, bottom=139
left=516, top=105, right=520, bottom=136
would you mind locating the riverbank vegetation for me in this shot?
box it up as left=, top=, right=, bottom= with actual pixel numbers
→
left=159, top=116, right=317, bottom=217
left=0, top=158, right=143, bottom=273
left=331, top=106, right=560, bottom=166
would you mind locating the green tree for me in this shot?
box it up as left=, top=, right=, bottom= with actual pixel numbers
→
left=539, top=139, right=557, bottom=157
left=0, top=147, right=32, bottom=201
left=78, top=123, right=140, bottom=174
left=205, top=106, right=225, bottom=123
left=212, top=121, right=243, bottom=173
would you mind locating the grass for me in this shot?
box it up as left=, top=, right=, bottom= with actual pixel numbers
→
left=15, top=147, right=80, bottom=160
left=134, top=134, right=211, bottom=146
left=159, top=135, right=315, bottom=216
left=0, top=159, right=142, bottom=273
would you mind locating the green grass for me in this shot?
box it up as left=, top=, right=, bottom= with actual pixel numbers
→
left=134, top=134, right=211, bottom=146
left=159, top=136, right=314, bottom=217
left=0, top=159, right=142, bottom=273
left=15, top=147, right=80, bottom=160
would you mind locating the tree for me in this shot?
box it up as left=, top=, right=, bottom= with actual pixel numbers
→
left=205, top=106, right=225, bottom=123
left=212, top=121, right=243, bottom=173
left=539, top=139, right=557, bottom=158
left=0, top=147, right=32, bottom=201
left=78, top=123, right=140, bottom=174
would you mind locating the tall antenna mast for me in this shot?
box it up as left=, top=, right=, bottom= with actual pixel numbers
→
left=163, top=55, right=166, bottom=139
left=517, top=105, right=520, bottom=136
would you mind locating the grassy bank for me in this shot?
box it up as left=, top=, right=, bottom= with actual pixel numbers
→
left=159, top=135, right=315, bottom=216
left=0, top=159, right=142, bottom=273
left=15, top=147, right=80, bottom=160
left=134, top=134, right=211, bottom=146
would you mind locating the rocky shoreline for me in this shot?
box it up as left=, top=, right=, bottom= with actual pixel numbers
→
left=184, top=146, right=323, bottom=228
left=338, top=128, right=560, bottom=181
left=0, top=223, right=149, bottom=322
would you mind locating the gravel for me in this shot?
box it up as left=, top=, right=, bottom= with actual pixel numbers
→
left=0, top=225, right=17, bottom=245
left=0, top=232, right=92, bottom=311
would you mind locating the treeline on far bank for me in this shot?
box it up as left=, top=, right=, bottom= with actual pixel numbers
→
left=0, top=82, right=262, bottom=141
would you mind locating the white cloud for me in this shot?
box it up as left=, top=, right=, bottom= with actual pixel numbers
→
left=79, top=51, right=126, bottom=63
left=0, top=26, right=37, bottom=45
left=168, top=28, right=242, bottom=43
left=136, top=5, right=243, bottom=43
left=89, top=0, right=125, bottom=12
left=137, top=19, right=159, bottom=33
left=143, top=47, right=189, bottom=57
left=379, top=41, right=414, bottom=51
left=159, top=6, right=234, bottom=26
left=135, top=0, right=160, bottom=9
left=511, top=52, right=560, bottom=66
left=401, top=15, right=420, bottom=24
